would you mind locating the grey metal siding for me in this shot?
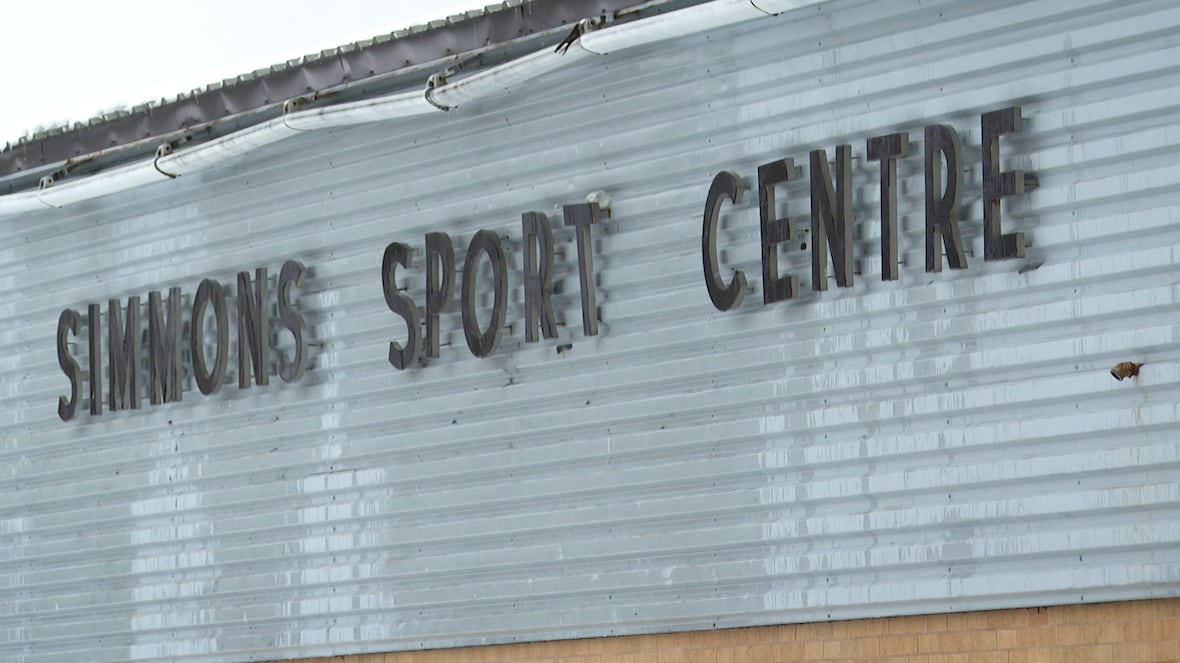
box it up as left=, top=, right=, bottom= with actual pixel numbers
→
left=2, top=0, right=1179, bottom=660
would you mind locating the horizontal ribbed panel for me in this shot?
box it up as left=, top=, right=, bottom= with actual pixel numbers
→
left=2, top=0, right=1179, bottom=660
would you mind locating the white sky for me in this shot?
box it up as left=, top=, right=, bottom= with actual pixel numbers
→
left=0, top=1, right=492, bottom=146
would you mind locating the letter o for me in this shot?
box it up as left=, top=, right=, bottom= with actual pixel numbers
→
left=461, top=230, right=508, bottom=358
left=191, top=278, right=228, bottom=395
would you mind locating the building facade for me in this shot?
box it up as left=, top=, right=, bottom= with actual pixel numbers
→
left=1, top=0, right=1178, bottom=661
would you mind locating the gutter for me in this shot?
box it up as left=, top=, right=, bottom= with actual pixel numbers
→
left=0, top=0, right=824, bottom=218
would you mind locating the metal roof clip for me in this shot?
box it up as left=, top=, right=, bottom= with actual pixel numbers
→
left=555, top=16, right=603, bottom=55
left=283, top=95, right=316, bottom=115
left=282, top=95, right=319, bottom=132
left=425, top=69, right=454, bottom=111
left=153, top=144, right=178, bottom=179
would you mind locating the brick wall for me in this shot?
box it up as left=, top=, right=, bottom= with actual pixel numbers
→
left=291, top=599, right=1179, bottom=663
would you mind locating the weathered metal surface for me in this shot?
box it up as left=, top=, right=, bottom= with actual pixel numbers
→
left=2, top=0, right=1180, bottom=661
left=0, top=0, right=676, bottom=182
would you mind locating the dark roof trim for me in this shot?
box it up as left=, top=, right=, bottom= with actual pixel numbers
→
left=0, top=0, right=670, bottom=180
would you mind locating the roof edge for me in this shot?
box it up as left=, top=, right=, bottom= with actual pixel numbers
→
left=0, top=0, right=678, bottom=183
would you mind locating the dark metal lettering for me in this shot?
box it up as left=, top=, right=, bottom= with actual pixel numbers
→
left=461, top=229, right=509, bottom=358
left=382, top=243, right=422, bottom=370
left=810, top=145, right=854, bottom=290
left=521, top=211, right=559, bottom=342
left=425, top=232, right=455, bottom=358
left=702, top=171, right=746, bottom=312
left=924, top=124, right=968, bottom=272
left=107, top=296, right=141, bottom=411
left=148, top=288, right=183, bottom=405
left=191, top=279, right=228, bottom=396
left=867, top=132, right=909, bottom=281
left=564, top=202, right=602, bottom=336
left=757, top=159, right=797, bottom=303
left=56, top=309, right=82, bottom=421
left=237, top=268, right=269, bottom=388
left=87, top=303, right=102, bottom=416
left=277, top=260, right=308, bottom=383
left=982, top=106, right=1037, bottom=261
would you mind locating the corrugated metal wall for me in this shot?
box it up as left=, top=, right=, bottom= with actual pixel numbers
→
left=3, top=0, right=1180, bottom=660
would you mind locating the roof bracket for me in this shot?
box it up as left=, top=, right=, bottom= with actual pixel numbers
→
left=555, top=16, right=604, bottom=54
left=153, top=144, right=178, bottom=179
left=36, top=172, right=64, bottom=208
left=283, top=95, right=317, bottom=115
left=425, top=70, right=454, bottom=111
left=282, top=95, right=319, bottom=132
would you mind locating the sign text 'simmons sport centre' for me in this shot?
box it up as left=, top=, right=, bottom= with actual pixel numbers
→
left=56, top=106, right=1033, bottom=423
left=5, top=1, right=1178, bottom=661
